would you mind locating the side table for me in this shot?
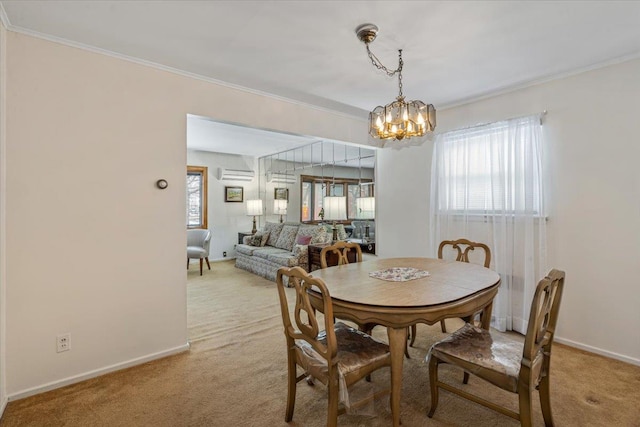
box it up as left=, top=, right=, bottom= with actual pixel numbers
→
left=308, top=243, right=357, bottom=271
left=238, top=231, right=254, bottom=245
left=347, top=239, right=376, bottom=254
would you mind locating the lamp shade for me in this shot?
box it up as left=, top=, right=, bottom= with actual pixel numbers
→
left=273, top=199, right=288, bottom=215
left=323, top=196, right=347, bottom=221
left=356, top=197, right=375, bottom=219
left=246, top=199, right=263, bottom=216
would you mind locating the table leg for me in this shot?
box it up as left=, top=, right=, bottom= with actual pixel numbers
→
left=481, top=300, right=494, bottom=330
left=387, top=326, right=406, bottom=427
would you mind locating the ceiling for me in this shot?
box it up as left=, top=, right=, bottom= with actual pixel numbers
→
left=187, top=115, right=375, bottom=168
left=3, top=1, right=640, bottom=155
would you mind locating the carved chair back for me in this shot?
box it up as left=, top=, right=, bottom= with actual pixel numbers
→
left=319, top=241, right=363, bottom=269
left=521, top=269, right=565, bottom=386
left=438, top=238, right=491, bottom=268
left=276, top=266, right=337, bottom=362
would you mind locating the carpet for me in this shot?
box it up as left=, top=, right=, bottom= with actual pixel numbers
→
left=2, top=260, right=639, bottom=426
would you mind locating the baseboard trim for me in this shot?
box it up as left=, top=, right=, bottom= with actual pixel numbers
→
left=555, top=336, right=639, bottom=366
left=0, top=395, right=7, bottom=419
left=8, top=342, right=190, bottom=401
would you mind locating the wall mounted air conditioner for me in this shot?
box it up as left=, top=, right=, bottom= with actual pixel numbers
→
left=217, top=168, right=255, bottom=182
left=266, top=172, right=296, bottom=184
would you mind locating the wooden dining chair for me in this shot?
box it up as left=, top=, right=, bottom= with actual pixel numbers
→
left=410, top=238, right=492, bottom=346
left=319, top=241, right=363, bottom=269
left=319, top=241, right=411, bottom=360
left=275, top=266, right=391, bottom=427
left=427, top=269, right=565, bottom=426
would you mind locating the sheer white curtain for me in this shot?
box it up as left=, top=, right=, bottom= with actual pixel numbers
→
left=429, top=114, right=547, bottom=333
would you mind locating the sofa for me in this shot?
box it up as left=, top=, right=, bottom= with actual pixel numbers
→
left=235, top=222, right=332, bottom=281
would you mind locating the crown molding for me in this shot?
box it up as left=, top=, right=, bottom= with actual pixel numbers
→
left=2, top=22, right=368, bottom=123
left=439, top=50, right=640, bottom=111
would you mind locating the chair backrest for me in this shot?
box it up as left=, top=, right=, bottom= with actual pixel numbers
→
left=521, top=269, right=565, bottom=380
left=437, top=238, right=491, bottom=268
left=187, top=229, right=212, bottom=252
left=319, top=241, right=363, bottom=269
left=276, top=266, right=337, bottom=362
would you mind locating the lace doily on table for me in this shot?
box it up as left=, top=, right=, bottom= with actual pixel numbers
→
left=369, top=267, right=430, bottom=282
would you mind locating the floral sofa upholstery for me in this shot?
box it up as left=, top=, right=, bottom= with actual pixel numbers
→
left=235, top=222, right=331, bottom=281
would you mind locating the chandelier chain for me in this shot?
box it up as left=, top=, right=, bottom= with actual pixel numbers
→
left=365, top=44, right=404, bottom=98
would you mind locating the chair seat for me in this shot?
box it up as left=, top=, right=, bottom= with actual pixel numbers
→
left=296, top=322, right=390, bottom=386
left=187, top=246, right=207, bottom=258
left=429, top=323, right=523, bottom=392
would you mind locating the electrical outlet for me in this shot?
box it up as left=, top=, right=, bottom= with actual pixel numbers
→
left=57, top=333, right=71, bottom=353
left=223, top=251, right=227, bottom=257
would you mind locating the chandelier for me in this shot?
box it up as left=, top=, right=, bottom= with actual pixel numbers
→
left=356, top=23, right=436, bottom=142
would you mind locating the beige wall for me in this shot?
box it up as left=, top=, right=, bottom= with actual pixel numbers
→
left=4, top=31, right=367, bottom=397
left=1, top=18, right=8, bottom=411
left=378, top=57, right=640, bottom=365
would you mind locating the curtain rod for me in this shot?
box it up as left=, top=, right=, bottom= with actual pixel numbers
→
left=437, top=110, right=548, bottom=135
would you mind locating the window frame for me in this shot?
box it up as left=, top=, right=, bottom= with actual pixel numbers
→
left=299, top=175, right=373, bottom=223
left=187, top=165, right=208, bottom=229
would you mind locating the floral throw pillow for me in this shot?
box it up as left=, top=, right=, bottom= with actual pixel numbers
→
left=310, top=226, right=329, bottom=244
left=274, top=225, right=299, bottom=251
left=263, top=222, right=284, bottom=246
left=250, top=231, right=270, bottom=247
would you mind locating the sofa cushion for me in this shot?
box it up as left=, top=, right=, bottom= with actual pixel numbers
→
left=253, top=247, right=291, bottom=261
left=274, top=224, right=299, bottom=251
left=236, top=244, right=258, bottom=256
left=263, top=222, right=285, bottom=247
left=266, top=251, right=300, bottom=267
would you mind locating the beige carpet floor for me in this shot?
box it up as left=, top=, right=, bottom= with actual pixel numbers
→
left=2, top=260, right=639, bottom=426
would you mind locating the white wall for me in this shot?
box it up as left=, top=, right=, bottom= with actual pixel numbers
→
left=378, top=58, right=640, bottom=365
left=186, top=150, right=258, bottom=260
left=4, top=31, right=368, bottom=398
left=0, top=18, right=8, bottom=414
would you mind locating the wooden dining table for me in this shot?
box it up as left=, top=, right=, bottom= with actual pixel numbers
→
left=310, top=257, right=501, bottom=427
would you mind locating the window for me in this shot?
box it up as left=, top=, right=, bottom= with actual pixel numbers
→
left=430, top=114, right=547, bottom=334
left=300, top=175, right=373, bottom=222
left=187, top=165, right=208, bottom=229
left=433, top=118, right=543, bottom=216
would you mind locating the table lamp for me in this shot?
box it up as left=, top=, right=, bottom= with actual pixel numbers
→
left=273, top=199, right=288, bottom=223
left=246, top=199, right=263, bottom=234
left=356, top=197, right=375, bottom=241
left=323, top=196, right=346, bottom=242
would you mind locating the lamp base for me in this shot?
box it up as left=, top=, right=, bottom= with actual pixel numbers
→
left=251, top=216, right=257, bottom=234
left=332, top=221, right=339, bottom=243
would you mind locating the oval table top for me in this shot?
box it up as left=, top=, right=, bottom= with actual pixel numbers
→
left=310, top=257, right=501, bottom=308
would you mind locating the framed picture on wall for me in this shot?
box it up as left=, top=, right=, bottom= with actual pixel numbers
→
left=274, top=188, right=289, bottom=201
left=225, top=186, right=244, bottom=203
